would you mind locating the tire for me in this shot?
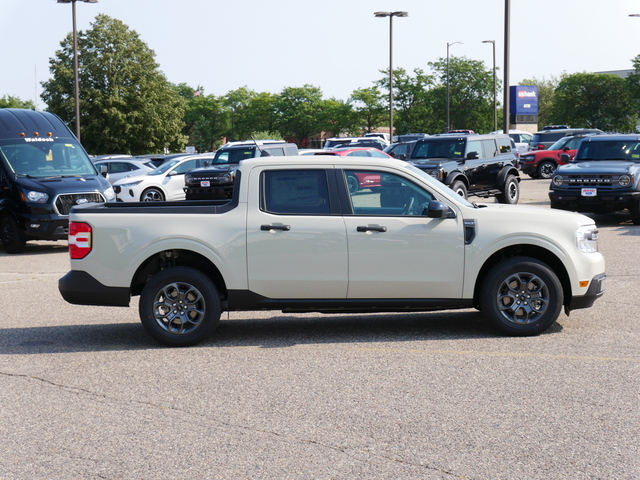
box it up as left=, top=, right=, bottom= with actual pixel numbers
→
left=630, top=199, right=640, bottom=225
left=139, top=266, right=221, bottom=347
left=346, top=174, right=359, bottom=194
left=497, top=175, right=519, bottom=204
left=1, top=216, right=27, bottom=254
left=479, top=257, right=563, bottom=336
left=141, top=188, right=165, bottom=202
left=537, top=160, right=557, bottom=179
left=449, top=180, right=468, bottom=199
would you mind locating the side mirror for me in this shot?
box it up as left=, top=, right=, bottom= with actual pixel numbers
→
left=466, top=151, right=479, bottom=160
left=425, top=200, right=451, bottom=218
left=560, top=153, right=571, bottom=163
left=397, top=154, right=406, bottom=160
left=98, top=164, right=108, bottom=178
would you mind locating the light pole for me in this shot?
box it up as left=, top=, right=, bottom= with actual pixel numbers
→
left=483, top=40, right=497, bottom=132
left=374, top=11, right=408, bottom=141
left=446, top=41, right=462, bottom=132
left=503, top=0, right=511, bottom=134
left=57, top=0, right=98, bottom=143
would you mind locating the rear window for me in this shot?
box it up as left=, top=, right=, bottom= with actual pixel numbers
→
left=531, top=132, right=566, bottom=144
left=261, top=170, right=331, bottom=214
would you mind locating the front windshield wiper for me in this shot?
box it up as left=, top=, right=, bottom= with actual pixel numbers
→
left=15, top=173, right=38, bottom=179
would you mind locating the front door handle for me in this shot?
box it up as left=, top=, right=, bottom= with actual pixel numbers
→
left=261, top=224, right=291, bottom=231
left=356, top=225, right=387, bottom=233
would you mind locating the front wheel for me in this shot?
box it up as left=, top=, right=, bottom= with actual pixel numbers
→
left=141, top=188, right=165, bottom=202
left=537, top=160, right=557, bottom=179
left=479, top=257, right=563, bottom=336
left=630, top=199, right=640, bottom=225
left=1, top=216, right=27, bottom=254
left=139, top=266, right=222, bottom=347
left=449, top=180, right=468, bottom=199
left=496, top=175, right=519, bottom=204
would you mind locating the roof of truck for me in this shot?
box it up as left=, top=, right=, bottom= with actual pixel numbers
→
left=0, top=108, right=75, bottom=139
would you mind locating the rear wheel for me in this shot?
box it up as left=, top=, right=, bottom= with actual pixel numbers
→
left=479, top=257, right=563, bottom=336
left=496, top=175, right=519, bottom=204
left=346, top=174, right=359, bottom=194
left=1, top=216, right=27, bottom=254
left=537, top=160, right=557, bottom=179
left=139, top=266, right=221, bottom=347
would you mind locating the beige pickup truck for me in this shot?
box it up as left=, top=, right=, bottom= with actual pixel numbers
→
left=59, top=156, right=606, bottom=347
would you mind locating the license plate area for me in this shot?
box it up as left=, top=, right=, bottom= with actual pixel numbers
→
left=581, top=188, right=597, bottom=197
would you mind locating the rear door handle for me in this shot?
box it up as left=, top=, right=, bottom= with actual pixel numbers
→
left=261, top=224, right=291, bottom=231
left=356, top=225, right=387, bottom=233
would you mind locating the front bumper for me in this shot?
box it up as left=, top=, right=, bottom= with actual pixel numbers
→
left=568, top=273, right=606, bottom=311
left=549, top=189, right=640, bottom=213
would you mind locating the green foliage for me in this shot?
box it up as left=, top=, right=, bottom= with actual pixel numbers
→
left=41, top=14, right=187, bottom=155
left=273, top=85, right=330, bottom=145
left=428, top=56, right=497, bottom=133
left=519, top=76, right=561, bottom=128
left=349, top=87, right=387, bottom=133
left=0, top=95, right=35, bottom=109
left=551, top=72, right=636, bottom=132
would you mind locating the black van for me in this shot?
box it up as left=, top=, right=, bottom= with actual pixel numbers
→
left=0, top=108, right=115, bottom=253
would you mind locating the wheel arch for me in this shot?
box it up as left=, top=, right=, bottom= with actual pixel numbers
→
left=130, top=249, right=228, bottom=302
left=140, top=185, right=167, bottom=201
left=444, top=171, right=469, bottom=188
left=497, top=165, right=521, bottom=186
left=472, top=244, right=571, bottom=309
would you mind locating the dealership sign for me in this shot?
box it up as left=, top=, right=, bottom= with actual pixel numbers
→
left=510, top=85, right=538, bottom=115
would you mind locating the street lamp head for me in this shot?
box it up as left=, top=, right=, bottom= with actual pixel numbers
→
left=57, top=0, right=98, bottom=3
left=447, top=41, right=462, bottom=47
left=482, top=39, right=495, bottom=44
left=374, top=11, right=408, bottom=17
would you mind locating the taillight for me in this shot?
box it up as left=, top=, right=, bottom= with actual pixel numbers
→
left=69, top=222, right=92, bottom=259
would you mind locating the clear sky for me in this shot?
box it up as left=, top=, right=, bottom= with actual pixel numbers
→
left=1, top=0, right=639, bottom=109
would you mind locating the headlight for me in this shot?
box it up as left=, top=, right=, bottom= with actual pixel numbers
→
left=618, top=174, right=631, bottom=186
left=552, top=175, right=563, bottom=186
left=522, top=155, right=534, bottom=162
left=104, top=187, right=116, bottom=201
left=118, top=180, right=143, bottom=188
left=429, top=170, right=442, bottom=180
left=26, top=190, right=49, bottom=203
left=575, top=225, right=598, bottom=253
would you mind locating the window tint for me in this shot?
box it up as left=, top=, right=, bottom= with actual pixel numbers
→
left=173, top=160, right=197, bottom=174
left=412, top=139, right=465, bottom=159
left=262, top=170, right=331, bottom=214
left=346, top=150, right=370, bottom=157
left=495, top=137, right=512, bottom=154
left=345, top=170, right=433, bottom=216
left=466, top=140, right=483, bottom=158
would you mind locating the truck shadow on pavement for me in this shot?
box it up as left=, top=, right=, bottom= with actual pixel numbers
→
left=1, top=310, right=563, bottom=353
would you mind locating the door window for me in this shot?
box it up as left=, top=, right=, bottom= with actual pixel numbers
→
left=345, top=170, right=433, bottom=216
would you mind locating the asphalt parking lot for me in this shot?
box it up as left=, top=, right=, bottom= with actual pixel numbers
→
left=1, top=177, right=638, bottom=480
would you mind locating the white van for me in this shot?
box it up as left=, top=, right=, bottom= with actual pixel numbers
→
left=491, top=129, right=532, bottom=156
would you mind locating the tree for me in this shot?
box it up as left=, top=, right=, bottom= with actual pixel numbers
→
left=41, top=14, right=187, bottom=155
left=0, top=95, right=35, bottom=109
left=428, top=56, right=496, bottom=133
left=518, top=76, right=561, bottom=128
left=349, top=87, right=387, bottom=133
left=551, top=72, right=635, bottom=132
left=374, top=68, right=436, bottom=134
left=625, top=54, right=640, bottom=124
left=273, top=85, right=328, bottom=146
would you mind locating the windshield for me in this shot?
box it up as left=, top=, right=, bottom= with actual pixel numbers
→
left=547, top=137, right=572, bottom=151
left=575, top=140, right=640, bottom=162
left=149, top=159, right=181, bottom=175
left=212, top=147, right=256, bottom=164
left=0, top=138, right=97, bottom=177
left=411, top=139, right=466, bottom=160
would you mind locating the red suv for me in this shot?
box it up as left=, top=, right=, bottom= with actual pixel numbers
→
left=520, top=135, right=593, bottom=179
